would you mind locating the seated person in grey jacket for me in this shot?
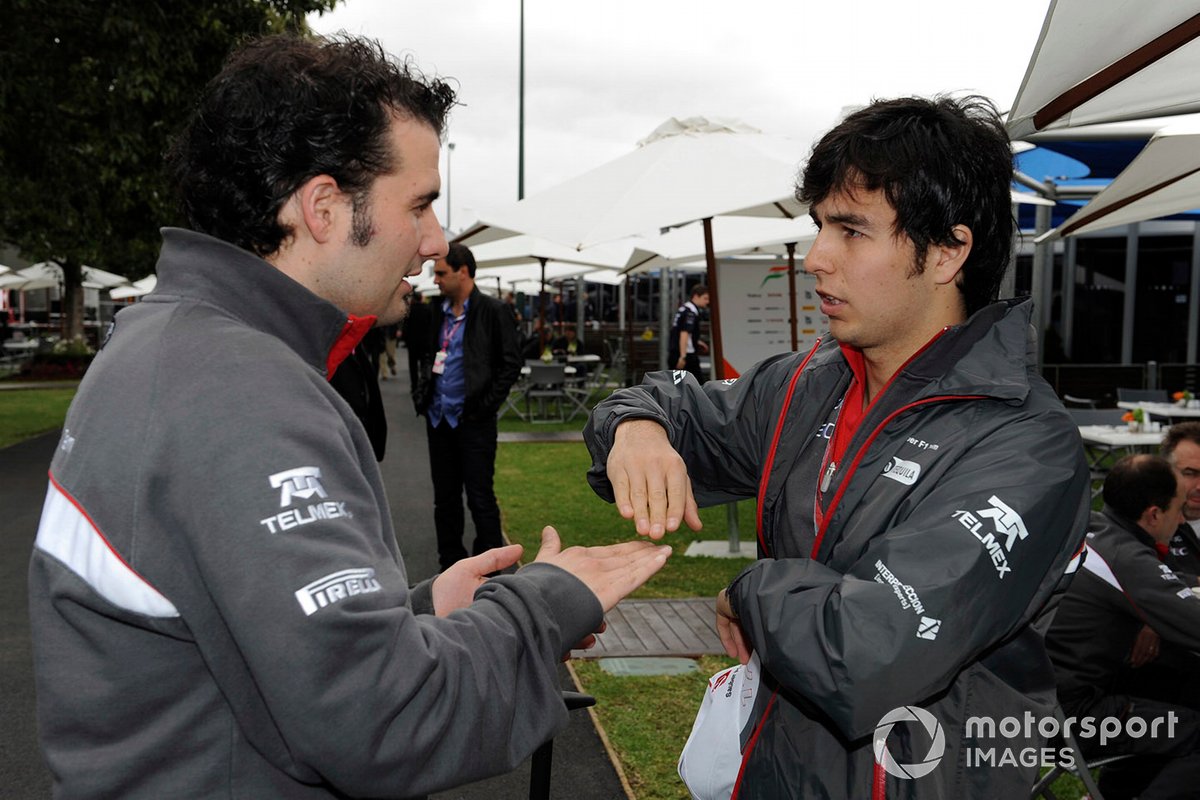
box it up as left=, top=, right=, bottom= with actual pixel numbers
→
left=1047, top=455, right=1200, bottom=800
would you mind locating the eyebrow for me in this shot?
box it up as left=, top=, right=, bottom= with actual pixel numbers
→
left=415, top=189, right=440, bottom=206
left=824, top=210, right=873, bottom=229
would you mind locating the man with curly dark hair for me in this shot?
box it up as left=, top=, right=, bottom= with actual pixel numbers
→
left=28, top=34, right=670, bottom=799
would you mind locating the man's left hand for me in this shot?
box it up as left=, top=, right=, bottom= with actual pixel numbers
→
left=717, top=589, right=751, bottom=664
left=431, top=544, right=524, bottom=616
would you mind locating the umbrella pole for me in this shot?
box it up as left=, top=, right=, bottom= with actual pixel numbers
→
left=786, top=242, right=798, bottom=352
left=702, top=217, right=725, bottom=380
left=538, top=257, right=548, bottom=352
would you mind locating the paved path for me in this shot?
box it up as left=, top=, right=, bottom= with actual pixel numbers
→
left=0, top=367, right=627, bottom=799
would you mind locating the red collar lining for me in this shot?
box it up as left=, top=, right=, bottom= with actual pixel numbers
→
left=325, top=314, right=377, bottom=379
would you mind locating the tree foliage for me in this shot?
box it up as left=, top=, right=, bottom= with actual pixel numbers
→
left=0, top=0, right=342, bottom=337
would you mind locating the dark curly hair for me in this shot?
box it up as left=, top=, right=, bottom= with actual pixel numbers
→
left=797, top=95, right=1014, bottom=315
left=166, top=34, right=457, bottom=258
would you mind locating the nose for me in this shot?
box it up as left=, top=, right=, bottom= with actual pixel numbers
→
left=804, top=229, right=833, bottom=275
left=422, top=211, right=449, bottom=262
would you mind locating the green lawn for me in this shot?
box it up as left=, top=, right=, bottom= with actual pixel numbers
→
left=0, top=388, right=76, bottom=449
left=495, top=441, right=757, bottom=599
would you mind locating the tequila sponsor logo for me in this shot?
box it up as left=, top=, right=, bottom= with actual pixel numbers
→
left=882, top=456, right=921, bottom=485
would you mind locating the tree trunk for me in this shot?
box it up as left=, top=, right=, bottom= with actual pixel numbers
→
left=59, top=259, right=85, bottom=341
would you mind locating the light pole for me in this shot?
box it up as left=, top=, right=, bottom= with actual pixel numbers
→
left=446, top=141, right=455, bottom=233
left=518, top=0, right=525, bottom=199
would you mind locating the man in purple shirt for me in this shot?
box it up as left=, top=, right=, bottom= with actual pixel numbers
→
left=417, top=243, right=522, bottom=569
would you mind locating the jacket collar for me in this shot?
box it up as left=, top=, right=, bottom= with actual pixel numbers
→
left=1097, top=505, right=1160, bottom=552
left=811, top=297, right=1036, bottom=405
left=149, top=228, right=372, bottom=378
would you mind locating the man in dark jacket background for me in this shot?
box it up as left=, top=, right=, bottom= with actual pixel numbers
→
left=1046, top=455, right=1200, bottom=799
left=584, top=95, right=1089, bottom=797
left=416, top=242, right=522, bottom=569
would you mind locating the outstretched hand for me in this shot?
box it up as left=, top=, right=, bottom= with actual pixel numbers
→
left=606, top=419, right=702, bottom=539
left=431, top=543, right=524, bottom=616
left=534, top=525, right=671, bottom=612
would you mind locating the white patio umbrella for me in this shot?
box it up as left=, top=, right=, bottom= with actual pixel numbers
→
left=110, top=274, right=158, bottom=300
left=455, top=117, right=811, bottom=377
left=1008, top=2, right=1200, bottom=139
left=622, top=216, right=819, bottom=273
left=457, top=117, right=806, bottom=250
left=1038, top=119, right=1200, bottom=240
left=465, top=235, right=632, bottom=342
left=19, top=261, right=130, bottom=290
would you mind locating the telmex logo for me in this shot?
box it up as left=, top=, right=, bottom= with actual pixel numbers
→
left=951, top=495, right=1029, bottom=579
left=874, top=706, right=945, bottom=779
left=269, top=467, right=328, bottom=508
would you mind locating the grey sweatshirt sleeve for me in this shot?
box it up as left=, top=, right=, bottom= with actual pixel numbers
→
left=148, top=357, right=603, bottom=797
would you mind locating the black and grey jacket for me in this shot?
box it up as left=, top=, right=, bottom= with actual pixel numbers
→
left=585, top=299, right=1089, bottom=799
left=1047, top=507, right=1200, bottom=716
left=28, top=228, right=601, bottom=799
left=413, top=285, right=522, bottom=422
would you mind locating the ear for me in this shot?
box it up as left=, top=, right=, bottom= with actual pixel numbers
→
left=289, top=174, right=348, bottom=246
left=928, top=224, right=973, bottom=287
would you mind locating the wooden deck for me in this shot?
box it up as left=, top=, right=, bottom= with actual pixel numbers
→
left=572, top=598, right=724, bottom=659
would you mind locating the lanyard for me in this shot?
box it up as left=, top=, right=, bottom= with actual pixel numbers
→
left=440, top=313, right=465, bottom=352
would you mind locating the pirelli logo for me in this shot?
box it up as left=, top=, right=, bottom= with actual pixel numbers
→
left=294, top=568, right=381, bottom=616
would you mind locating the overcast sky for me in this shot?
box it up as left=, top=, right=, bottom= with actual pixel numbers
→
left=308, top=0, right=1053, bottom=233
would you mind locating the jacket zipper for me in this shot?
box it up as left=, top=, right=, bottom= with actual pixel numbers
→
left=755, top=339, right=822, bottom=557
left=810, top=393, right=986, bottom=560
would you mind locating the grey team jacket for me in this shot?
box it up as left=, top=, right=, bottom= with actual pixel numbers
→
left=28, top=229, right=602, bottom=799
left=585, top=299, right=1090, bottom=799
left=1048, top=507, right=1200, bottom=716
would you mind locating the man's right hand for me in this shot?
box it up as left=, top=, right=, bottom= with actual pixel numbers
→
left=606, top=419, right=702, bottom=539
left=533, top=525, right=671, bottom=612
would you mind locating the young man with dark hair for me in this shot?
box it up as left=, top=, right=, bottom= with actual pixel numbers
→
left=668, top=283, right=710, bottom=381
left=28, top=34, right=670, bottom=799
left=583, top=95, right=1089, bottom=797
left=1046, top=455, right=1200, bottom=799
left=415, top=241, right=522, bottom=570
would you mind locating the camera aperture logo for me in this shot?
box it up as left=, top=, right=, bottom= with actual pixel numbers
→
left=874, top=706, right=946, bottom=779
left=875, top=706, right=1181, bottom=779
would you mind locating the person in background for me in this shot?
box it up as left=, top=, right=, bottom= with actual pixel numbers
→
left=502, top=290, right=522, bottom=330
left=27, top=34, right=670, bottom=799
left=414, top=242, right=523, bottom=570
left=402, top=289, right=432, bottom=390
left=1046, top=455, right=1200, bottom=800
left=583, top=95, right=1089, bottom=798
left=667, top=283, right=709, bottom=382
left=378, top=321, right=399, bottom=381
left=1163, top=421, right=1200, bottom=575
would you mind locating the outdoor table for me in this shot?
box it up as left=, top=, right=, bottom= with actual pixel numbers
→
left=1118, top=401, right=1200, bottom=421
left=1078, top=424, right=1167, bottom=498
